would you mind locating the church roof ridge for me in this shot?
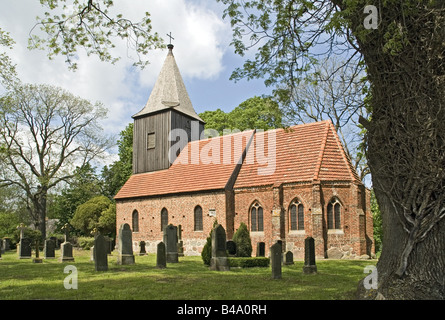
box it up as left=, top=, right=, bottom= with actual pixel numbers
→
left=132, top=45, right=204, bottom=122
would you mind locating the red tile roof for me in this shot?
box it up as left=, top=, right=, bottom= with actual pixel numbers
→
left=115, top=121, right=360, bottom=200
left=114, top=130, right=254, bottom=199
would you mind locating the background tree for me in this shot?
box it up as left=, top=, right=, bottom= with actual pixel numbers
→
left=218, top=0, right=445, bottom=299
left=0, top=83, right=112, bottom=239
left=70, top=195, right=115, bottom=236
left=101, top=122, right=133, bottom=198
left=199, top=96, right=283, bottom=135
left=48, top=163, right=103, bottom=230
left=28, top=0, right=164, bottom=70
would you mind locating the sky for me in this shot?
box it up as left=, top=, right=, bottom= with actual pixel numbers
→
left=0, top=0, right=272, bottom=158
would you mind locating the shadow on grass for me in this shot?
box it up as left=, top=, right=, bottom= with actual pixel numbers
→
left=0, top=251, right=376, bottom=300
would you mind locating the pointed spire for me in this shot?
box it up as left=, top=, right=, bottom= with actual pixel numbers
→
left=133, top=45, right=204, bottom=122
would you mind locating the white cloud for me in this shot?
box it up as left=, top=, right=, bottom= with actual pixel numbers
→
left=0, top=0, right=231, bottom=138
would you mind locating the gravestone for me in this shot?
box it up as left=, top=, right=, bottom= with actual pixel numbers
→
left=33, top=240, right=43, bottom=263
left=117, top=223, right=135, bottom=265
left=104, top=236, right=112, bottom=255
left=17, top=224, right=31, bottom=259
left=256, top=242, right=265, bottom=257
left=43, top=239, right=55, bottom=259
left=2, top=238, right=12, bottom=252
left=156, top=241, right=166, bottom=269
left=226, top=240, right=237, bottom=257
left=60, top=242, right=75, bottom=262
left=177, top=225, right=184, bottom=257
left=210, top=224, right=230, bottom=271
left=139, top=241, right=147, bottom=256
left=270, top=242, right=282, bottom=279
left=284, top=251, right=294, bottom=265
left=94, top=234, right=108, bottom=271
left=164, top=224, right=178, bottom=263
left=90, top=245, right=95, bottom=261
left=303, top=237, right=317, bottom=274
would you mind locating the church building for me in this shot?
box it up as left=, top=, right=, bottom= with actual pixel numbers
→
left=114, top=44, right=374, bottom=259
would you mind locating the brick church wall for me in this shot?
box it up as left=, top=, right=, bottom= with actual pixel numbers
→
left=116, top=190, right=226, bottom=256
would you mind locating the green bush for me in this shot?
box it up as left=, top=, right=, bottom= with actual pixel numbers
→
left=232, top=222, right=252, bottom=257
left=228, top=257, right=270, bottom=268
left=201, top=219, right=218, bottom=265
left=77, top=236, right=95, bottom=250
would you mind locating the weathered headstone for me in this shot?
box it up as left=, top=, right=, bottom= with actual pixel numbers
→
left=256, top=242, right=265, bottom=257
left=33, top=240, right=43, bottom=263
left=177, top=225, right=184, bottom=257
left=164, top=224, right=178, bottom=263
left=43, top=239, right=55, bottom=259
left=226, top=240, right=237, bottom=257
left=60, top=242, right=75, bottom=262
left=284, top=251, right=294, bottom=265
left=210, top=224, right=230, bottom=271
left=2, top=238, right=12, bottom=252
left=156, top=241, right=166, bottom=269
left=117, top=223, right=135, bottom=265
left=303, top=237, right=317, bottom=274
left=17, top=224, right=31, bottom=259
left=270, top=242, right=282, bottom=279
left=94, top=234, right=108, bottom=271
left=139, top=241, right=147, bottom=256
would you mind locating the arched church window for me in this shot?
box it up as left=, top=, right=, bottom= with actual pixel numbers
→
left=250, top=202, right=264, bottom=232
left=290, top=199, right=304, bottom=231
left=327, top=198, right=342, bottom=229
left=132, top=210, right=139, bottom=232
left=161, top=208, right=168, bottom=232
left=194, top=205, right=203, bottom=231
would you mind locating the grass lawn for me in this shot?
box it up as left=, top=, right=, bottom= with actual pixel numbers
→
left=0, top=249, right=376, bottom=300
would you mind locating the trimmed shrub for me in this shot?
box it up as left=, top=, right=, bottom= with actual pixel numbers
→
left=228, top=257, right=270, bottom=268
left=78, top=237, right=95, bottom=250
left=232, top=222, right=252, bottom=257
left=201, top=219, right=218, bottom=265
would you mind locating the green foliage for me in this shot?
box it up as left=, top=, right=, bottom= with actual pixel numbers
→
left=101, top=123, right=133, bottom=198
left=228, top=257, right=270, bottom=268
left=70, top=195, right=115, bottom=236
left=29, top=0, right=165, bottom=69
left=199, top=96, right=283, bottom=135
left=77, top=236, right=95, bottom=250
left=201, top=219, right=218, bottom=265
left=49, top=164, right=102, bottom=227
left=0, top=211, right=21, bottom=240
left=232, top=222, right=252, bottom=257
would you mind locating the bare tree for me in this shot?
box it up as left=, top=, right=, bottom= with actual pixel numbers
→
left=0, top=83, right=113, bottom=238
left=279, top=57, right=370, bottom=181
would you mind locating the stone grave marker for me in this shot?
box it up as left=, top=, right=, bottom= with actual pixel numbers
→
left=60, top=242, right=75, bottom=262
left=303, top=237, right=317, bottom=274
left=17, top=224, right=31, bottom=259
left=94, top=234, right=108, bottom=271
left=156, top=241, right=166, bottom=269
left=60, top=223, right=75, bottom=262
left=117, top=223, right=135, bottom=265
left=270, top=241, right=282, bottom=279
left=226, top=240, right=237, bottom=257
left=2, top=238, right=12, bottom=252
left=139, top=241, right=147, bottom=256
left=210, top=224, right=230, bottom=271
left=177, top=225, right=184, bottom=257
left=164, top=224, right=178, bottom=263
left=43, top=239, right=55, bottom=259
left=284, top=251, right=294, bottom=265
left=256, top=242, right=265, bottom=257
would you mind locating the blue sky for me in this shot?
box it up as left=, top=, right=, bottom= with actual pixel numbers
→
left=0, top=0, right=272, bottom=149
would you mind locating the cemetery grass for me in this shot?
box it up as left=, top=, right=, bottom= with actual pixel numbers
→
left=0, top=250, right=376, bottom=300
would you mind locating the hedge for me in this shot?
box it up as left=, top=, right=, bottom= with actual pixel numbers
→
left=228, top=257, right=270, bottom=268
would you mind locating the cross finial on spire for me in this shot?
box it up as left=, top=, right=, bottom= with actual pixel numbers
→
left=166, top=32, right=174, bottom=45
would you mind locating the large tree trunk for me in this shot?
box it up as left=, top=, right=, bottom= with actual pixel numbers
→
left=353, top=1, right=445, bottom=299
